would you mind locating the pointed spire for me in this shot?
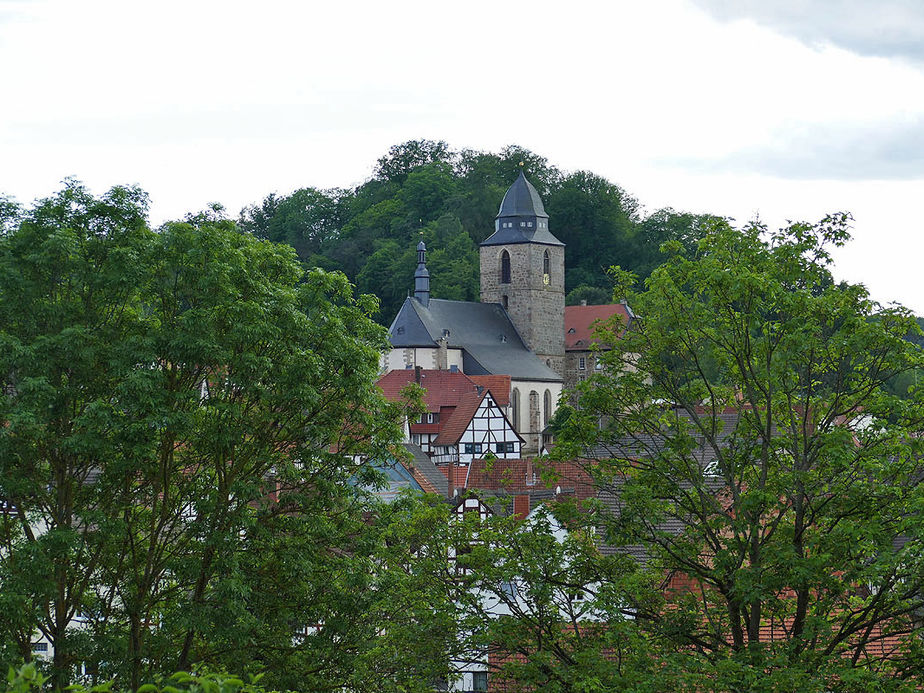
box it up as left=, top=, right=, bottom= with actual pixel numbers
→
left=481, top=173, right=563, bottom=247
left=414, top=240, right=430, bottom=307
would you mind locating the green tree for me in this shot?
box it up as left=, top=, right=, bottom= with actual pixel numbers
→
left=455, top=504, right=659, bottom=692
left=565, top=285, right=612, bottom=306
left=0, top=184, right=421, bottom=691
left=557, top=215, right=924, bottom=690
left=374, top=140, right=454, bottom=185
left=545, top=172, right=639, bottom=293
left=239, top=188, right=345, bottom=262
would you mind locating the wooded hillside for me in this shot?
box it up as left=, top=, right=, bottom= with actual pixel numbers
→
left=238, top=140, right=719, bottom=323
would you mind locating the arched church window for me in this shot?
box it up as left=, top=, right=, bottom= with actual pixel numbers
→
left=544, top=389, right=552, bottom=427
left=543, top=250, right=551, bottom=276
left=511, top=388, right=520, bottom=431
left=501, top=250, right=511, bottom=284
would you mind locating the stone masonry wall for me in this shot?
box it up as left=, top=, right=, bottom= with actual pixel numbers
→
left=480, top=243, right=565, bottom=377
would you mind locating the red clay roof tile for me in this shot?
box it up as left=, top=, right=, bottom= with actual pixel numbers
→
left=564, top=304, right=631, bottom=351
left=377, top=369, right=479, bottom=411
left=433, top=390, right=487, bottom=446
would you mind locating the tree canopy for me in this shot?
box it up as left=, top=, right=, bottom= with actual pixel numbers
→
left=555, top=215, right=924, bottom=690
left=239, top=140, right=719, bottom=323
left=0, top=183, right=453, bottom=692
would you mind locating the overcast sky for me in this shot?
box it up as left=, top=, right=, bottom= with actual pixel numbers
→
left=2, top=0, right=922, bottom=311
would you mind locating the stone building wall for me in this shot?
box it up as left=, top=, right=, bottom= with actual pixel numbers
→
left=563, top=351, right=600, bottom=392
left=480, top=243, right=565, bottom=375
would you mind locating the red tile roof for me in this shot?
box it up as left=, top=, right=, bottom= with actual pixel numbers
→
left=469, top=375, right=511, bottom=406
left=463, top=458, right=596, bottom=499
left=377, top=369, right=478, bottom=411
left=439, top=463, right=470, bottom=490
left=433, top=390, right=487, bottom=446
left=564, top=304, right=631, bottom=351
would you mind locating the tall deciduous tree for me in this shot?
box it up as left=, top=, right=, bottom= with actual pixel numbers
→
left=0, top=183, right=427, bottom=691
left=557, top=215, right=924, bottom=690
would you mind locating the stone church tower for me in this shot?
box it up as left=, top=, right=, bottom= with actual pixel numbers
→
left=480, top=172, right=565, bottom=376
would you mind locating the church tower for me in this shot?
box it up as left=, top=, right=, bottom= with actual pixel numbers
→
left=480, top=172, right=565, bottom=376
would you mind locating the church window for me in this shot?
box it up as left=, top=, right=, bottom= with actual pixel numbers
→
left=511, top=388, right=520, bottom=431
left=527, top=221, right=533, bottom=227
left=543, top=390, right=552, bottom=427
left=543, top=250, right=551, bottom=276
left=502, top=295, right=508, bottom=309
left=579, top=357, right=586, bottom=370
left=520, top=222, right=526, bottom=227
left=500, top=251, right=511, bottom=284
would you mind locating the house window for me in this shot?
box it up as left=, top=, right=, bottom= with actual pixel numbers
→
left=595, top=360, right=603, bottom=370
left=473, top=672, right=488, bottom=692
left=464, top=443, right=483, bottom=455
left=500, top=250, right=511, bottom=284
left=579, top=357, right=586, bottom=370
left=495, top=442, right=515, bottom=453
left=31, top=643, right=48, bottom=653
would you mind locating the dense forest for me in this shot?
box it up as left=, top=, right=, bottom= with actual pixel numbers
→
left=237, top=140, right=719, bottom=323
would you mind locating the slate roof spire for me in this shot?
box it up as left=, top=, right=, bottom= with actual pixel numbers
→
left=497, top=170, right=548, bottom=219
left=481, top=171, right=564, bottom=247
left=414, top=240, right=430, bottom=306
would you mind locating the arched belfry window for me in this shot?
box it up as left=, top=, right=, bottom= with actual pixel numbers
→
left=543, top=250, right=551, bottom=278
left=501, top=250, right=511, bottom=284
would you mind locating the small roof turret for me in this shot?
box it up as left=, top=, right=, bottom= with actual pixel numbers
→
left=481, top=172, right=563, bottom=247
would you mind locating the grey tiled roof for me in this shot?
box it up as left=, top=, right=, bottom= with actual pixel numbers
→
left=481, top=172, right=564, bottom=247
left=388, top=298, right=562, bottom=382
left=402, top=443, right=448, bottom=497
left=497, top=172, right=549, bottom=219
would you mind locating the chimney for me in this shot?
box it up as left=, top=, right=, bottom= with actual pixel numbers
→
left=414, top=241, right=430, bottom=306
left=436, top=335, right=448, bottom=370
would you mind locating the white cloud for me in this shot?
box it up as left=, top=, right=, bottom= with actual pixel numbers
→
left=2, top=0, right=924, bottom=310
left=689, top=0, right=924, bottom=62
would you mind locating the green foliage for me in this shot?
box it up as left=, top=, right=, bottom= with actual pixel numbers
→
left=556, top=215, right=924, bottom=689
left=0, top=184, right=444, bottom=692
left=4, top=663, right=274, bottom=693
left=565, top=285, right=612, bottom=306
left=453, top=504, right=661, bottom=692
left=238, top=140, right=719, bottom=325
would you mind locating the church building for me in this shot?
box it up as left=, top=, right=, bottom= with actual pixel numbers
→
left=385, top=172, right=569, bottom=453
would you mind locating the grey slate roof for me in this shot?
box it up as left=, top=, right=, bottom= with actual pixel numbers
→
left=402, top=442, right=449, bottom=497
left=388, top=297, right=562, bottom=382
left=497, top=171, right=549, bottom=219
left=481, top=172, right=564, bottom=247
